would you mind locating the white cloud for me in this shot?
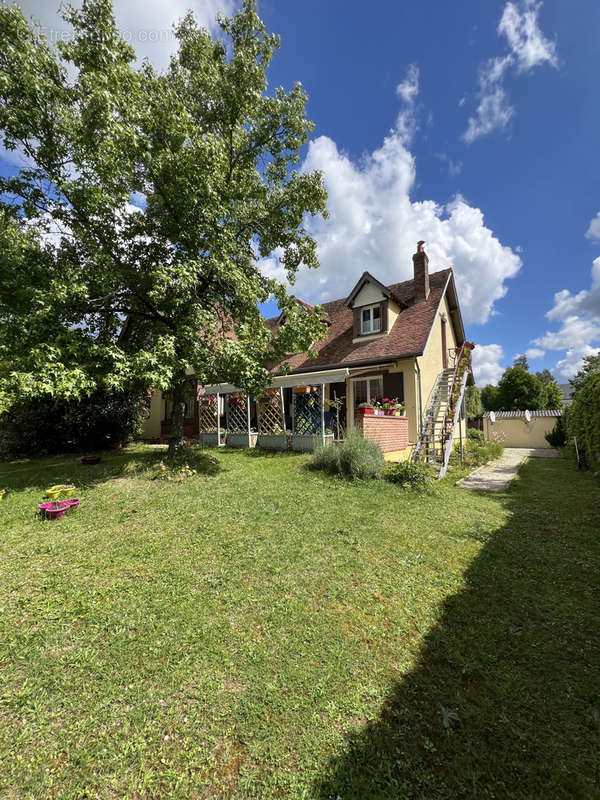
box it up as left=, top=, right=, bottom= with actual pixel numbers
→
left=463, top=1, right=557, bottom=143
left=472, top=344, right=505, bottom=385
left=9, top=0, right=235, bottom=69
left=531, top=257, right=600, bottom=378
left=525, top=347, right=545, bottom=359
left=498, top=0, right=557, bottom=72
left=396, top=65, right=419, bottom=104
left=435, top=152, right=463, bottom=176
left=585, top=211, right=600, bottom=241
left=265, top=99, right=522, bottom=325
left=463, top=85, right=514, bottom=144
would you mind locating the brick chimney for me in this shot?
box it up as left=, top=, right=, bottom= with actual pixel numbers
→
left=412, top=240, right=430, bottom=302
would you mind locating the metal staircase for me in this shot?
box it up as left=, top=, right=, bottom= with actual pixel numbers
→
left=412, top=343, right=473, bottom=477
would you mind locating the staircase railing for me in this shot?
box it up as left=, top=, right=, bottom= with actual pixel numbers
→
left=438, top=370, right=468, bottom=478
left=412, top=370, right=444, bottom=463
left=438, top=341, right=474, bottom=478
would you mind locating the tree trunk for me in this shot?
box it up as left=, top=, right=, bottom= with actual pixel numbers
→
left=168, top=379, right=187, bottom=458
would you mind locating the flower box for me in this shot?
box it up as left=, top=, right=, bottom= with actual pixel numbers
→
left=291, top=433, right=334, bottom=452
left=358, top=407, right=374, bottom=415
left=199, top=433, right=222, bottom=447
left=226, top=432, right=258, bottom=448
left=258, top=433, right=288, bottom=450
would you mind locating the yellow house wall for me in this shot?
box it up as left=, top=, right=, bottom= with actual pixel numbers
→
left=484, top=417, right=556, bottom=448
left=142, top=391, right=164, bottom=439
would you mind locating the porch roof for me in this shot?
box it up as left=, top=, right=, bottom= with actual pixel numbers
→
left=201, top=367, right=350, bottom=395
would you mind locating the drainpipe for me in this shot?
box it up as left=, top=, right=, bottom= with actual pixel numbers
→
left=414, top=357, right=423, bottom=436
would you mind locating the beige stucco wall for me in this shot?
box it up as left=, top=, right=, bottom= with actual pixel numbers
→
left=142, top=390, right=164, bottom=439
left=483, top=416, right=556, bottom=448
left=353, top=282, right=385, bottom=306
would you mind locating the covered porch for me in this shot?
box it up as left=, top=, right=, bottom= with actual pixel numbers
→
left=157, top=363, right=414, bottom=456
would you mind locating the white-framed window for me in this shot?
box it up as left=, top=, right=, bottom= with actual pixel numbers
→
left=361, top=304, right=381, bottom=334
left=351, top=375, right=383, bottom=412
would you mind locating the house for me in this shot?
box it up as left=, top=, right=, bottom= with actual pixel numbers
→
left=558, top=383, right=573, bottom=406
left=483, top=410, right=561, bottom=449
left=143, top=242, right=473, bottom=469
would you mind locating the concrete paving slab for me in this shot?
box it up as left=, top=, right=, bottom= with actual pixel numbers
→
left=457, top=447, right=557, bottom=492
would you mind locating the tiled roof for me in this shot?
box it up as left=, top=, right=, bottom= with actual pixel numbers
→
left=483, top=410, right=562, bottom=418
left=267, top=268, right=453, bottom=374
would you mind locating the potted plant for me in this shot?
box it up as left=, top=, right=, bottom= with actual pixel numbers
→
left=357, top=402, right=375, bottom=415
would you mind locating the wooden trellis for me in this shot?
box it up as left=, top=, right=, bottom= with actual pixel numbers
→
left=293, top=388, right=321, bottom=435
left=227, top=393, right=249, bottom=433
left=199, top=396, right=218, bottom=433
left=258, top=389, right=285, bottom=434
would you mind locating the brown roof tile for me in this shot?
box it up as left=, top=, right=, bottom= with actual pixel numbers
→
left=268, top=268, right=453, bottom=374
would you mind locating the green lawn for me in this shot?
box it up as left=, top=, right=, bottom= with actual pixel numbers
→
left=0, top=446, right=598, bottom=799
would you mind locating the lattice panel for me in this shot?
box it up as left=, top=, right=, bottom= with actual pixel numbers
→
left=258, top=392, right=284, bottom=434
left=294, top=389, right=321, bottom=435
left=227, top=394, right=248, bottom=433
left=199, top=397, right=218, bottom=432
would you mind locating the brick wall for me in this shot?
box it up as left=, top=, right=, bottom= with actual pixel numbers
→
left=355, top=414, right=409, bottom=453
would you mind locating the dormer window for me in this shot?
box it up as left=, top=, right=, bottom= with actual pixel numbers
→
left=361, top=304, right=381, bottom=335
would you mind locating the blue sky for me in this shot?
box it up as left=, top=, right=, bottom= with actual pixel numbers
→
left=3, top=0, right=600, bottom=385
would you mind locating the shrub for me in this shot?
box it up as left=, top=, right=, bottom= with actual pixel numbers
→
left=0, top=390, right=145, bottom=460
left=467, top=428, right=484, bottom=443
left=338, top=432, right=385, bottom=479
left=312, top=432, right=384, bottom=480
left=567, top=372, right=600, bottom=469
left=312, top=442, right=341, bottom=474
left=451, top=437, right=504, bottom=467
left=545, top=415, right=567, bottom=448
left=383, top=460, right=432, bottom=490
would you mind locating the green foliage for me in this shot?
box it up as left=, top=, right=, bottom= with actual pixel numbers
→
left=312, top=442, right=341, bottom=474
left=569, top=353, right=600, bottom=396
left=338, top=432, right=385, bottom=479
left=0, top=1, right=328, bottom=428
left=152, top=449, right=219, bottom=482
left=481, top=384, right=500, bottom=412
left=513, top=355, right=529, bottom=370
left=467, top=428, right=485, bottom=443
left=465, top=385, right=483, bottom=419
left=566, top=371, right=600, bottom=469
left=452, top=437, right=504, bottom=467
left=0, top=390, right=145, bottom=460
left=383, top=460, right=433, bottom=491
left=545, top=415, right=567, bottom=448
left=540, top=380, right=563, bottom=410
left=535, top=368, right=554, bottom=385
left=312, top=432, right=384, bottom=480
left=496, top=366, right=543, bottom=411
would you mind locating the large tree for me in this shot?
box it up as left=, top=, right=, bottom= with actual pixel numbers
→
left=496, top=366, right=543, bottom=411
left=0, top=0, right=328, bottom=452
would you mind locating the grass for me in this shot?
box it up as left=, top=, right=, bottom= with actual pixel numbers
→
left=0, top=445, right=598, bottom=799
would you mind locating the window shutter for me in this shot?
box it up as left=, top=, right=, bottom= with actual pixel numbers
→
left=353, top=308, right=361, bottom=337
left=381, top=300, right=389, bottom=333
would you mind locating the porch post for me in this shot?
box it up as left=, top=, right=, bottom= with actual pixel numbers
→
left=321, top=383, right=326, bottom=445
left=246, top=395, right=252, bottom=448
left=459, top=394, right=464, bottom=462
left=216, top=392, right=221, bottom=446
left=279, top=386, right=286, bottom=433
left=291, top=389, right=296, bottom=436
